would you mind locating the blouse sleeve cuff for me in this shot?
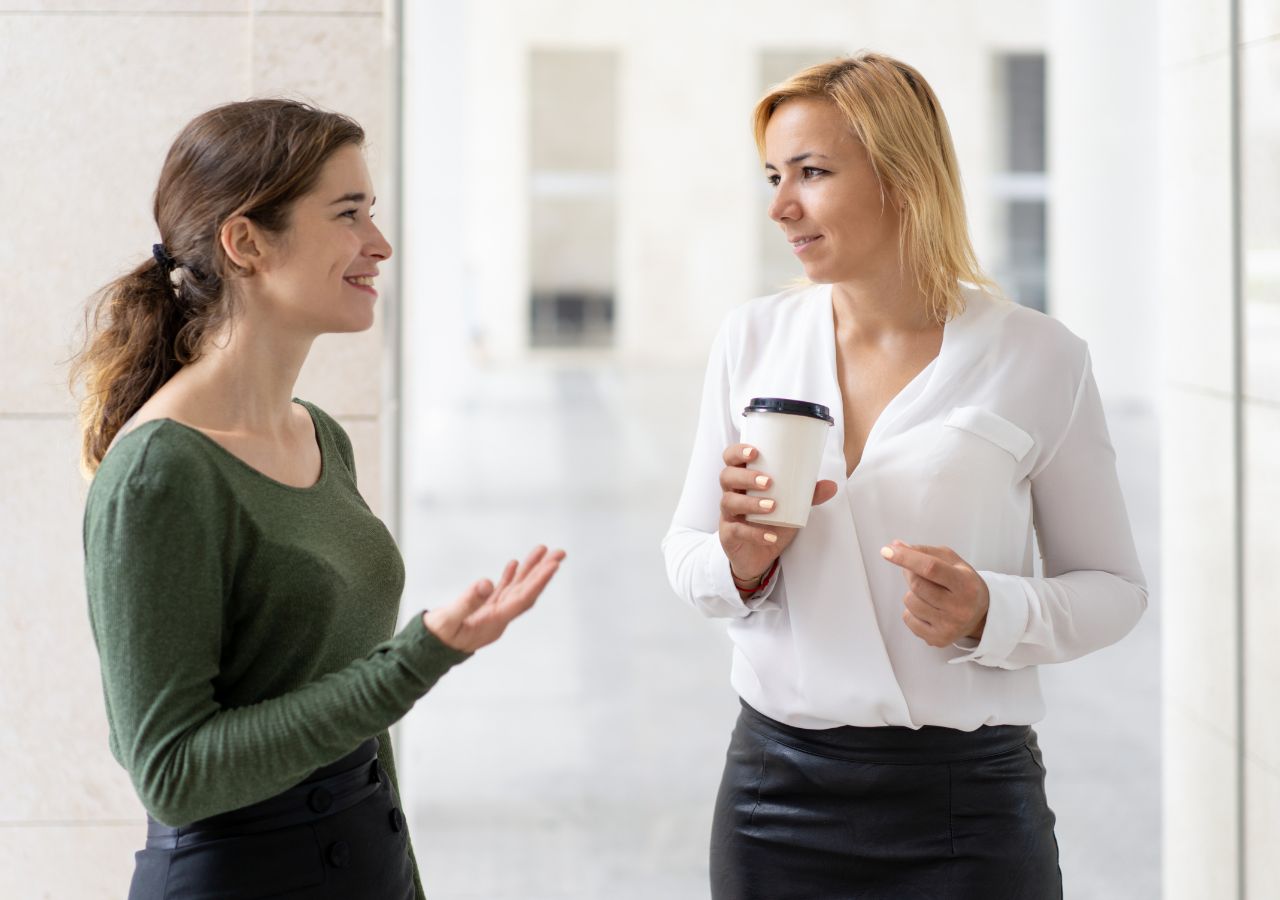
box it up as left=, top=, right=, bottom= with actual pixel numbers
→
left=704, top=543, right=780, bottom=616
left=947, top=571, right=1031, bottom=670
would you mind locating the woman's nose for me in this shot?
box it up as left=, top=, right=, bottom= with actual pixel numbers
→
left=769, top=184, right=799, bottom=224
left=366, top=222, right=393, bottom=260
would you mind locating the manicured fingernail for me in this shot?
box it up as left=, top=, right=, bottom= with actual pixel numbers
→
left=764, top=532, right=778, bottom=543
left=759, top=499, right=775, bottom=511
left=742, top=447, right=754, bottom=459
left=880, top=546, right=895, bottom=559
left=755, top=475, right=769, bottom=488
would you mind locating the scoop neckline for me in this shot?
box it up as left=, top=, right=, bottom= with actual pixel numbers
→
left=132, top=398, right=330, bottom=493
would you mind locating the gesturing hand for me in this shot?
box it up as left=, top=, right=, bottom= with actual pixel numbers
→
left=718, top=443, right=838, bottom=592
left=424, top=545, right=566, bottom=653
left=879, top=541, right=989, bottom=648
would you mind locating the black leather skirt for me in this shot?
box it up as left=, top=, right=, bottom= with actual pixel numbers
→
left=711, top=700, right=1062, bottom=900
left=127, top=739, right=415, bottom=900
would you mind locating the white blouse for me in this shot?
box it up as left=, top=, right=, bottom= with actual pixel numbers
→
left=662, top=283, right=1148, bottom=731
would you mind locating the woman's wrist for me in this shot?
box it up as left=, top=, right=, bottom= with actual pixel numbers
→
left=729, top=563, right=763, bottom=587
left=731, top=559, right=779, bottom=592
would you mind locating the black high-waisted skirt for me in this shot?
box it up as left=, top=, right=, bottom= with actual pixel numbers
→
left=711, top=700, right=1062, bottom=900
left=127, top=738, right=415, bottom=900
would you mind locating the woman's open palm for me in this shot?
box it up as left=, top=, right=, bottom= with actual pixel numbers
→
left=424, top=545, right=566, bottom=652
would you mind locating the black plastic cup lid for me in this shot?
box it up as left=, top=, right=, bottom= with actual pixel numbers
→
left=742, top=397, right=834, bottom=424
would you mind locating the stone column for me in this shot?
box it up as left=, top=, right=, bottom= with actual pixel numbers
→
left=0, top=2, right=394, bottom=895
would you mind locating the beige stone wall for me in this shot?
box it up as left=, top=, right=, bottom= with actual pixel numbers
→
left=0, top=1, right=393, bottom=896
left=1161, top=0, right=1280, bottom=896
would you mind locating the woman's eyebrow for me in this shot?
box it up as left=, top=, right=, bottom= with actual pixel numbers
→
left=328, top=192, right=373, bottom=204
left=764, top=153, right=831, bottom=171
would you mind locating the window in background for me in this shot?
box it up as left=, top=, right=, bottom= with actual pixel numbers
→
left=993, top=53, right=1048, bottom=312
left=529, top=49, right=617, bottom=348
left=757, top=48, right=845, bottom=296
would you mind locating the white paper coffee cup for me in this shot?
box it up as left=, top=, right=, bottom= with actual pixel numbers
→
left=740, top=397, right=834, bottom=528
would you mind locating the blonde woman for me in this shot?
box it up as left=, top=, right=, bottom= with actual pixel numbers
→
left=662, top=53, right=1146, bottom=898
left=74, top=100, right=564, bottom=899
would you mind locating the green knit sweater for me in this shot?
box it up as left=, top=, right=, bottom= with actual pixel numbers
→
left=83, top=399, right=468, bottom=900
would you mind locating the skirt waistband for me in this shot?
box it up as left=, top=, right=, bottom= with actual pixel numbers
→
left=739, top=700, right=1033, bottom=764
left=146, top=738, right=382, bottom=849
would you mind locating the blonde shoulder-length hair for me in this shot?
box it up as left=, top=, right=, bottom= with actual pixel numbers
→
left=752, top=52, right=1002, bottom=324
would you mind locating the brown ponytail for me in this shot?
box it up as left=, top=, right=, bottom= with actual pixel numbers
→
left=70, top=99, right=364, bottom=475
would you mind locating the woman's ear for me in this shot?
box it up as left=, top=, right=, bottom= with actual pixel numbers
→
left=889, top=187, right=907, bottom=214
left=220, top=215, right=266, bottom=275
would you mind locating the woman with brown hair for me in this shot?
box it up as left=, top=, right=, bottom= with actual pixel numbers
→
left=663, top=53, right=1147, bottom=898
left=73, top=99, right=564, bottom=899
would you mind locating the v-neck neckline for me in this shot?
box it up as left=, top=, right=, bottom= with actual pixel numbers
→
left=820, top=284, right=957, bottom=481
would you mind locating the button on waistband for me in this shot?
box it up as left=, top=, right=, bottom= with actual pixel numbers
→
left=308, top=787, right=333, bottom=814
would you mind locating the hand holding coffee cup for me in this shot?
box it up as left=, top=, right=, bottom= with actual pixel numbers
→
left=718, top=398, right=838, bottom=593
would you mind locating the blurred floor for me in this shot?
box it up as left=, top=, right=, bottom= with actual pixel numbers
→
left=398, top=362, right=1160, bottom=900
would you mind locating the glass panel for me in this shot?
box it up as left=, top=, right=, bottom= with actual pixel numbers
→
left=1005, top=54, right=1046, bottom=173
left=530, top=50, right=616, bottom=171
left=528, top=49, right=617, bottom=347
left=1243, top=40, right=1280, bottom=403
left=1242, top=35, right=1280, bottom=897
left=1007, top=199, right=1047, bottom=312
left=993, top=52, right=1048, bottom=311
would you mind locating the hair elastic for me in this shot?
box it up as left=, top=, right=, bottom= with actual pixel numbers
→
left=152, top=243, right=176, bottom=270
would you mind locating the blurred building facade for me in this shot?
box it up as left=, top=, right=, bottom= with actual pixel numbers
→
left=398, top=3, right=1164, bottom=900
left=404, top=0, right=1049, bottom=378
left=402, top=1, right=1280, bottom=898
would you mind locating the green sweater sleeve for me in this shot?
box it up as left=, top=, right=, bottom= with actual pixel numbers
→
left=84, top=436, right=469, bottom=828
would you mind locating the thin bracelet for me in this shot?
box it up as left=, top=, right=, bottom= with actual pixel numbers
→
left=731, top=559, right=779, bottom=592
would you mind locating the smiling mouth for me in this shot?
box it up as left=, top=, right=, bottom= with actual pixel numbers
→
left=790, top=235, right=822, bottom=251
left=344, top=275, right=376, bottom=287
